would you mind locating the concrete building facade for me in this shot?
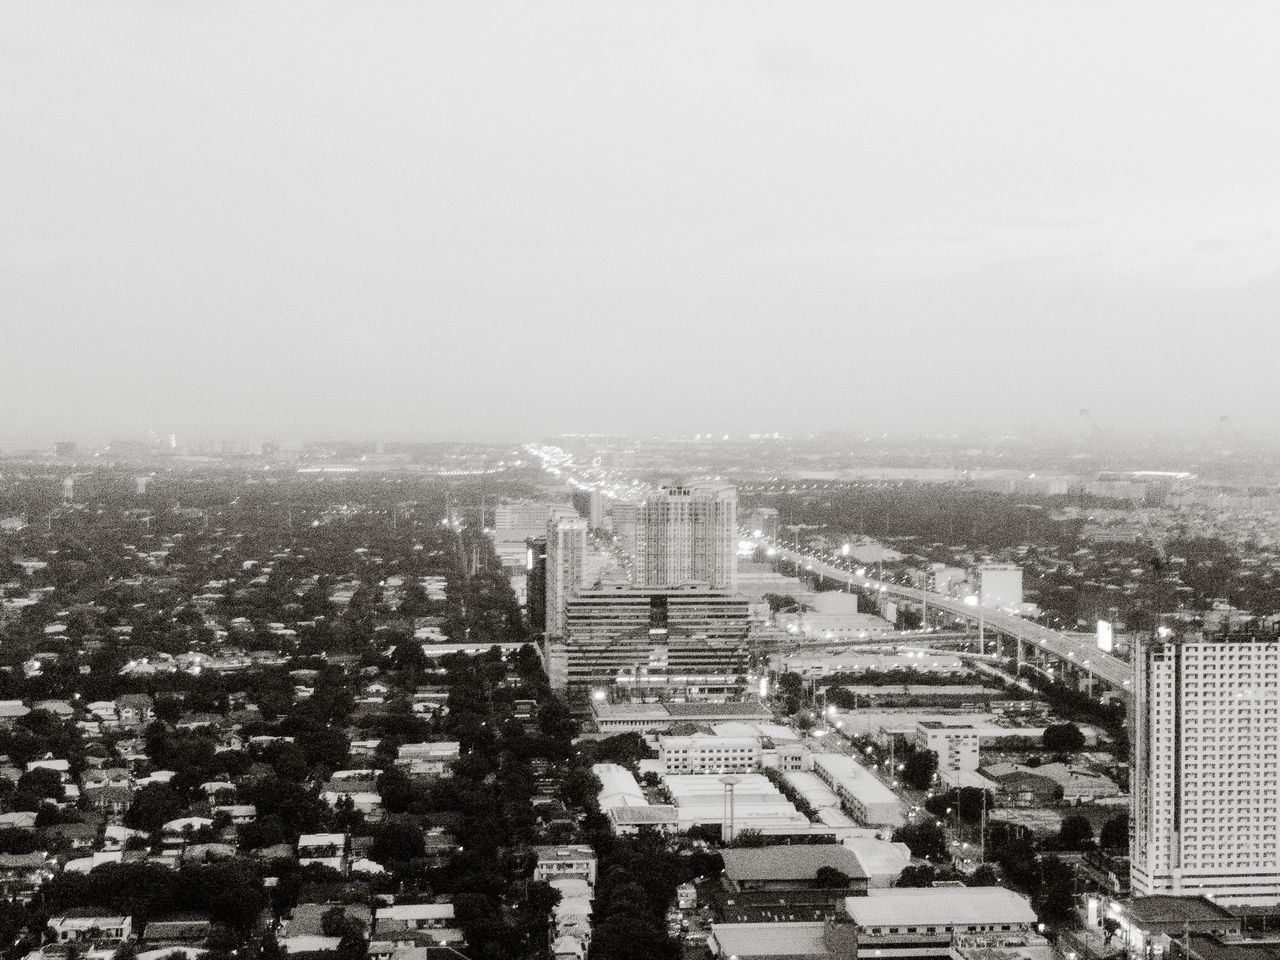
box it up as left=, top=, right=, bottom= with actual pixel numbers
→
left=545, top=586, right=749, bottom=697
left=636, top=482, right=737, bottom=590
left=1131, top=632, right=1280, bottom=904
left=546, top=510, right=588, bottom=638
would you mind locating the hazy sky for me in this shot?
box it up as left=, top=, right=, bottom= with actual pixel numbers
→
left=3, top=2, right=1279, bottom=444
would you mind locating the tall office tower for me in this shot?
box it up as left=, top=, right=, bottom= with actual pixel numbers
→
left=1131, top=631, right=1280, bottom=904
left=545, top=509, right=588, bottom=637
left=636, top=482, right=738, bottom=590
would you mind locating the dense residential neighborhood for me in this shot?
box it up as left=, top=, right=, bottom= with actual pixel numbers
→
left=0, top=471, right=603, bottom=960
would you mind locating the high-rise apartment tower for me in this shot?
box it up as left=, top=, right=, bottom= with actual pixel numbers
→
left=545, top=509, right=588, bottom=638
left=1131, top=631, right=1280, bottom=904
left=636, top=482, right=737, bottom=590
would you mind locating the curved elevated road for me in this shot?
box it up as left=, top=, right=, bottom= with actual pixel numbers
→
left=768, top=544, right=1133, bottom=693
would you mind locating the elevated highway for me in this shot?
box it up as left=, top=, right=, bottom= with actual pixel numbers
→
left=766, top=543, right=1133, bottom=696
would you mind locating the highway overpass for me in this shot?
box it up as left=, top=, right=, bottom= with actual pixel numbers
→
left=765, top=543, right=1133, bottom=697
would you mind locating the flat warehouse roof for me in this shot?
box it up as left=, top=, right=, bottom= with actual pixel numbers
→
left=845, top=888, right=1037, bottom=927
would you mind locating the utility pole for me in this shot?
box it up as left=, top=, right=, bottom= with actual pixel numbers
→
left=721, top=776, right=741, bottom=845
left=980, top=789, right=987, bottom=863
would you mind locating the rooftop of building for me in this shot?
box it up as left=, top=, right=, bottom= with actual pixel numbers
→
left=721, top=844, right=867, bottom=883
left=844, top=887, right=1038, bottom=927
left=709, top=921, right=829, bottom=959
left=571, top=585, right=741, bottom=597
left=1181, top=935, right=1280, bottom=960
left=606, top=805, right=678, bottom=824
left=1124, top=896, right=1238, bottom=925
left=667, top=702, right=772, bottom=719
left=659, top=734, right=761, bottom=748
left=534, top=845, right=596, bottom=861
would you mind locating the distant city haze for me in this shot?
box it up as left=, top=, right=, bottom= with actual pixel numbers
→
left=3, top=2, right=1279, bottom=443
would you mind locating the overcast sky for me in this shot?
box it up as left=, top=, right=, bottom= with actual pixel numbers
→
left=3, top=1, right=1279, bottom=445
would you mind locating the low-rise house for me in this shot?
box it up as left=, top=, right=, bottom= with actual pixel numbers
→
left=981, top=766, right=1061, bottom=807
left=0, top=851, right=51, bottom=900
left=26, top=758, right=72, bottom=781
left=298, top=833, right=346, bottom=870
left=48, top=912, right=133, bottom=945
left=534, top=846, right=598, bottom=888
left=216, top=732, right=245, bottom=754
left=395, top=742, right=459, bottom=777
left=141, top=918, right=211, bottom=947
left=83, top=785, right=134, bottom=817
left=374, top=903, right=456, bottom=934
left=34, top=700, right=75, bottom=719
left=0, top=701, right=31, bottom=723
left=40, top=822, right=100, bottom=853
left=320, top=781, right=382, bottom=815
left=175, top=713, right=221, bottom=732
left=281, top=936, right=341, bottom=955
left=181, top=843, right=238, bottom=863
left=102, top=825, right=148, bottom=851
left=163, top=817, right=213, bottom=837
left=285, top=903, right=372, bottom=938
left=1027, top=762, right=1122, bottom=801
left=214, top=805, right=258, bottom=825
left=200, top=781, right=236, bottom=798
left=65, top=851, right=124, bottom=874
left=85, top=702, right=119, bottom=727
left=552, top=933, right=588, bottom=960
left=81, top=769, right=132, bottom=791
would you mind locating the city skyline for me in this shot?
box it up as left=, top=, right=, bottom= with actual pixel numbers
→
left=8, top=3, right=1280, bottom=958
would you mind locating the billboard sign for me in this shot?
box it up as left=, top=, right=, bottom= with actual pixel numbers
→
left=1097, top=619, right=1113, bottom=653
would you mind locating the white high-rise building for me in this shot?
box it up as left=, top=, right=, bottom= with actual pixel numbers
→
left=636, top=482, right=737, bottom=590
left=1131, top=632, right=1280, bottom=904
left=545, top=509, right=588, bottom=638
